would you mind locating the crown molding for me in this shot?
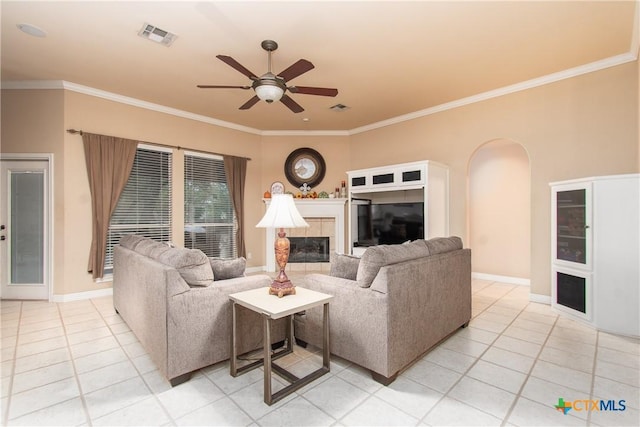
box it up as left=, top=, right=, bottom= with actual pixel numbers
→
left=2, top=80, right=263, bottom=135
left=349, top=52, right=637, bottom=135
left=2, top=50, right=637, bottom=137
left=261, top=130, right=350, bottom=137
left=2, top=80, right=65, bottom=90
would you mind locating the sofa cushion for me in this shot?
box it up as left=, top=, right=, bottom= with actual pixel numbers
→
left=425, top=236, right=463, bottom=255
left=329, top=253, right=360, bottom=281
left=209, top=257, right=246, bottom=280
left=118, top=234, right=146, bottom=250
left=156, top=248, right=213, bottom=286
left=133, top=239, right=168, bottom=257
left=356, top=240, right=430, bottom=288
left=148, top=243, right=173, bottom=259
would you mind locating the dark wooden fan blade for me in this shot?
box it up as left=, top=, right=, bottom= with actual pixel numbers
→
left=277, top=59, right=314, bottom=82
left=197, top=85, right=251, bottom=89
left=288, top=86, right=338, bottom=97
left=216, top=55, right=258, bottom=80
left=280, top=94, right=304, bottom=113
left=239, top=95, right=260, bottom=110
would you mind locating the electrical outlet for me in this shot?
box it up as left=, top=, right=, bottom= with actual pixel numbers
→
left=247, top=252, right=252, bottom=260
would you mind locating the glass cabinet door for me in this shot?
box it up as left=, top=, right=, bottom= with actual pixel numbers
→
left=556, top=189, right=587, bottom=264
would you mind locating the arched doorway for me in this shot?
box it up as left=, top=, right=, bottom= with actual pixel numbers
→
left=467, top=139, right=531, bottom=283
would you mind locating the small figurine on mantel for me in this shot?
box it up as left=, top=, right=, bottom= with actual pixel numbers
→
left=299, top=183, right=312, bottom=196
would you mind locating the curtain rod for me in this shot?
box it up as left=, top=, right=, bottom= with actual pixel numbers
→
left=66, top=129, right=251, bottom=161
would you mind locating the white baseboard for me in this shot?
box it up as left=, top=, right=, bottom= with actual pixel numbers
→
left=472, top=272, right=530, bottom=286
left=246, top=265, right=267, bottom=274
left=52, top=287, right=113, bottom=303
left=529, top=293, right=552, bottom=305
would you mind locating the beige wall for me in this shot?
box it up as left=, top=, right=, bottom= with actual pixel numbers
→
left=2, top=90, right=266, bottom=295
left=2, top=59, right=637, bottom=298
left=1, top=90, right=66, bottom=294
left=468, top=140, right=530, bottom=279
left=260, top=135, right=351, bottom=197
left=350, top=61, right=638, bottom=296
left=259, top=135, right=351, bottom=254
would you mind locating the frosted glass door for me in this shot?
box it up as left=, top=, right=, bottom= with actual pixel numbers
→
left=11, top=172, right=44, bottom=283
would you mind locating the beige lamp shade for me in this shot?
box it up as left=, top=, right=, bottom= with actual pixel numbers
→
left=256, top=194, right=309, bottom=229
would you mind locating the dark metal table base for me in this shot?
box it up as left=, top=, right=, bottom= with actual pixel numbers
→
left=230, top=302, right=330, bottom=405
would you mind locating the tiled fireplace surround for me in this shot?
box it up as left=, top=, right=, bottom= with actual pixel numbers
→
left=263, top=199, right=347, bottom=274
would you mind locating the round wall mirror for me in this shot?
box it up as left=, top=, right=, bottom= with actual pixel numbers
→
left=284, top=147, right=326, bottom=189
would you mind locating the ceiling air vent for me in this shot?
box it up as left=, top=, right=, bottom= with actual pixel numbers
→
left=138, top=23, right=177, bottom=46
left=330, top=103, right=350, bottom=112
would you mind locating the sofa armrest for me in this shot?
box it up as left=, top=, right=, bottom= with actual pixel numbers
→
left=303, top=273, right=362, bottom=294
left=296, top=273, right=390, bottom=373
left=369, top=268, right=391, bottom=294
left=377, top=249, right=472, bottom=375
left=210, top=274, right=272, bottom=297
left=165, top=273, right=280, bottom=379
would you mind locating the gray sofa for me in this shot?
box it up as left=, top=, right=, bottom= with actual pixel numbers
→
left=113, top=235, right=284, bottom=386
left=294, top=237, right=471, bottom=385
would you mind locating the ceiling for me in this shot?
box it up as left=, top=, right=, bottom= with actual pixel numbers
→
left=1, top=1, right=637, bottom=133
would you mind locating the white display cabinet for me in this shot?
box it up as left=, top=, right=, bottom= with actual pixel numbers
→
left=550, top=174, right=639, bottom=337
left=347, top=161, right=449, bottom=256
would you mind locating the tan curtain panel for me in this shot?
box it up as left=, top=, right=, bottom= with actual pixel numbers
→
left=83, top=133, right=137, bottom=279
left=223, top=155, right=247, bottom=258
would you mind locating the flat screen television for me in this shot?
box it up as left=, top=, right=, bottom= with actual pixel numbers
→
left=356, top=202, right=424, bottom=246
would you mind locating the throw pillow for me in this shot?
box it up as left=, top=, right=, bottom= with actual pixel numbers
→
left=329, top=253, right=360, bottom=281
left=210, top=257, right=246, bottom=280
left=356, top=246, right=387, bottom=288
left=156, top=248, right=213, bottom=286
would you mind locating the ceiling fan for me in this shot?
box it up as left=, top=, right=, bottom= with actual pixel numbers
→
left=197, top=40, right=338, bottom=113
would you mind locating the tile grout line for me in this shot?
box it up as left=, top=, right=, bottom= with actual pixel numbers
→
left=56, top=301, right=94, bottom=426
left=87, top=297, right=179, bottom=426
left=270, top=359, right=342, bottom=426
left=266, top=347, right=351, bottom=425
left=2, top=301, right=22, bottom=426
left=499, top=306, right=559, bottom=427
left=6, top=302, right=96, bottom=424
left=416, top=282, right=529, bottom=425
left=416, top=281, right=510, bottom=424
left=5, top=284, right=636, bottom=426
left=587, top=331, right=600, bottom=426
left=461, top=284, right=535, bottom=426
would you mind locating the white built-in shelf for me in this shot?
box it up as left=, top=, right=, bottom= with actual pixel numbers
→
left=550, top=174, right=639, bottom=337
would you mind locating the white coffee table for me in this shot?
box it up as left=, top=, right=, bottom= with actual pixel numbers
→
left=229, top=286, right=333, bottom=405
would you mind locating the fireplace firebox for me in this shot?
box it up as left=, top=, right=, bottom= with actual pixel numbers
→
left=288, top=237, right=330, bottom=263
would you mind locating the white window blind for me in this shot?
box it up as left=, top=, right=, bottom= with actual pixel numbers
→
left=104, top=147, right=172, bottom=272
left=184, top=153, right=237, bottom=258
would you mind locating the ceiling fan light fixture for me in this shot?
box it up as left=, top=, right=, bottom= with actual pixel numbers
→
left=255, top=83, right=284, bottom=103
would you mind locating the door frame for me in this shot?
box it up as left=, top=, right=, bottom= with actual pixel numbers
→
left=0, top=153, right=54, bottom=301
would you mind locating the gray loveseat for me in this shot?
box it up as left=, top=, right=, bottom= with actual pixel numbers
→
left=113, top=235, right=284, bottom=386
left=294, top=237, right=471, bottom=385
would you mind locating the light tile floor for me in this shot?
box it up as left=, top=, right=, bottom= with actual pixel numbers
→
left=1, top=279, right=639, bottom=426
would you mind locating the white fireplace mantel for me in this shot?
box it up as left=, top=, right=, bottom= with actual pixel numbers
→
left=262, top=198, right=347, bottom=272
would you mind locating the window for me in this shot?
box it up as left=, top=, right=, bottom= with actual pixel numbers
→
left=104, top=146, right=172, bottom=273
left=184, top=152, right=237, bottom=258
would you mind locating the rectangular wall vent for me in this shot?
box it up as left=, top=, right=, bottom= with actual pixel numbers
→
left=330, top=104, right=350, bottom=112
left=138, top=23, right=177, bottom=46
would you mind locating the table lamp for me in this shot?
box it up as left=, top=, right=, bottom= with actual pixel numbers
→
left=256, top=194, right=309, bottom=297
